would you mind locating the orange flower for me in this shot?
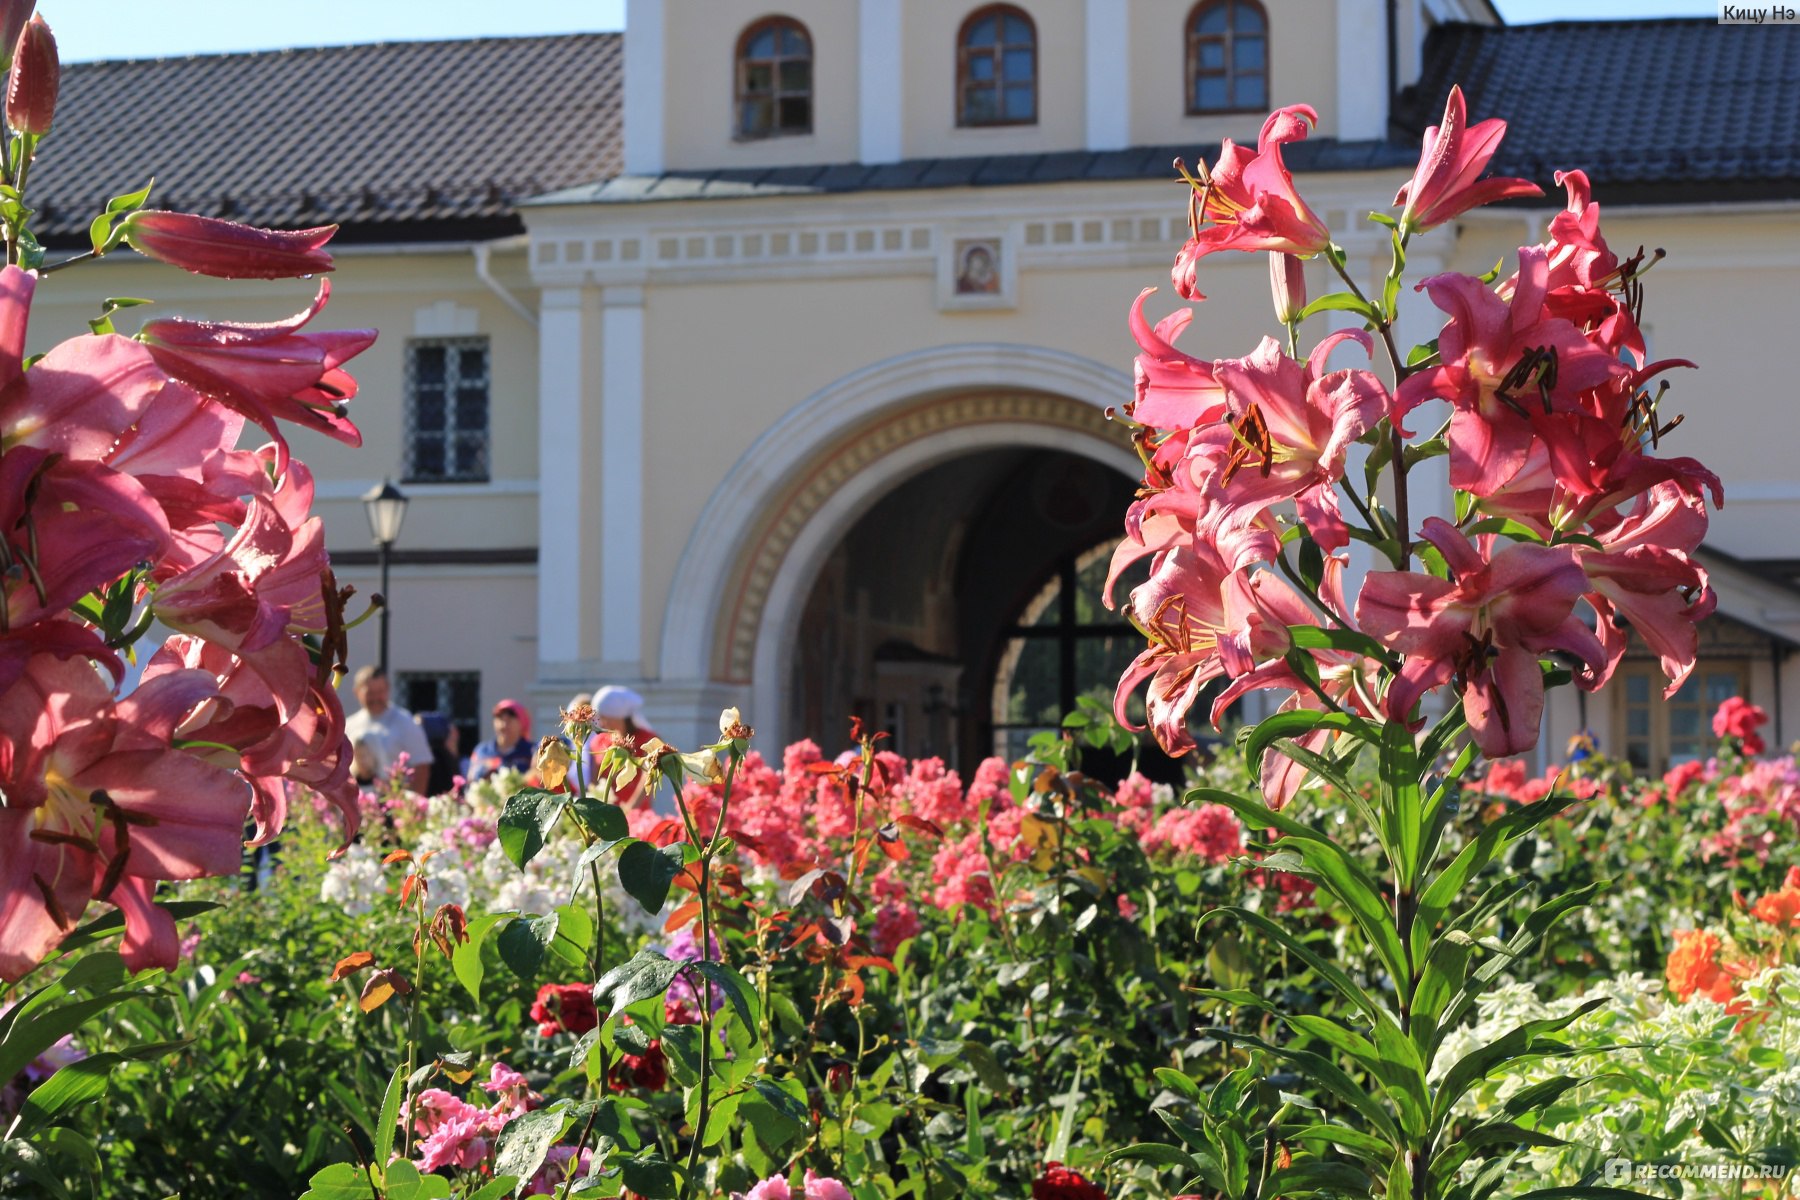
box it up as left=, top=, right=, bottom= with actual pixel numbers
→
left=1750, top=882, right=1800, bottom=930
left=1665, top=929, right=1736, bottom=1005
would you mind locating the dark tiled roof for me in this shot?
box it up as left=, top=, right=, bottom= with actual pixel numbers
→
left=31, top=34, right=621, bottom=246
left=1405, top=19, right=1800, bottom=203
left=536, top=18, right=1800, bottom=209
left=525, top=136, right=1420, bottom=207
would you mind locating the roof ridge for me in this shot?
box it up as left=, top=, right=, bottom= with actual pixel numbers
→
left=65, top=29, right=620, bottom=70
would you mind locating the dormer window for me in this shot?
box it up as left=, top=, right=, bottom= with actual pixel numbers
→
left=957, top=5, right=1037, bottom=127
left=737, top=17, right=813, bottom=139
left=1187, top=0, right=1268, bottom=114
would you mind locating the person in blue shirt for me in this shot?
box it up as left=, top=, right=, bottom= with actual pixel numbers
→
left=468, top=698, right=536, bottom=782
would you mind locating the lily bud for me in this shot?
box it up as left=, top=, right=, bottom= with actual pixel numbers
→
left=0, top=1, right=32, bottom=73
left=120, top=209, right=338, bottom=279
left=1268, top=251, right=1305, bottom=324
left=6, top=13, right=56, bottom=136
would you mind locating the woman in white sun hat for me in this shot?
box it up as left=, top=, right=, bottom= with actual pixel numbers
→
left=585, top=686, right=657, bottom=807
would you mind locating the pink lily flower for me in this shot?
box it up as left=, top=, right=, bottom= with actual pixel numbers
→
left=1209, top=556, right=1371, bottom=808
left=1355, top=518, right=1606, bottom=757
left=1394, top=85, right=1542, bottom=233
left=140, top=280, right=375, bottom=472
left=120, top=210, right=339, bottom=280
left=0, top=448, right=169, bottom=631
left=1171, top=104, right=1331, bottom=300
left=144, top=634, right=357, bottom=850
left=1113, top=523, right=1310, bottom=756
left=0, top=653, right=248, bottom=980
left=1210, top=332, right=1390, bottom=551
left=1128, top=287, right=1227, bottom=429
left=1580, top=482, right=1715, bottom=696
left=1395, top=248, right=1627, bottom=497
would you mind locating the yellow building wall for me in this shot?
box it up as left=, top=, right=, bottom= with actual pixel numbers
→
left=1126, top=0, right=1343, bottom=147
left=898, top=0, right=1088, bottom=159
left=660, top=1, right=862, bottom=170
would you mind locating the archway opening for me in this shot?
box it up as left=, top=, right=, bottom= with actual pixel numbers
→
left=789, top=446, right=1153, bottom=769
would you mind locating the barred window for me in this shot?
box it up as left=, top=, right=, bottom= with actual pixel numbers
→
left=405, top=337, right=490, bottom=483
left=737, top=17, right=813, bottom=139
left=1187, top=0, right=1268, bottom=114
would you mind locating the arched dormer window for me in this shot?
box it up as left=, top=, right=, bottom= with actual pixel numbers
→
left=957, top=5, right=1036, bottom=127
left=736, top=16, right=813, bottom=139
left=1186, top=0, right=1267, bottom=114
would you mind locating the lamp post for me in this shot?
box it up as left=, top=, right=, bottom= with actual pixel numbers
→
left=362, top=479, right=409, bottom=675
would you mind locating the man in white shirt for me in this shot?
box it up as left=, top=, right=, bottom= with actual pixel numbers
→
left=343, top=665, right=432, bottom=793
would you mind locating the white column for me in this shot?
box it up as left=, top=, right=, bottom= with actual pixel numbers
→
left=600, top=286, right=646, bottom=668
left=537, top=287, right=591, bottom=665
left=1084, top=0, right=1130, bottom=151
left=858, top=0, right=904, bottom=164
left=1335, top=0, right=1389, bottom=142
left=624, top=0, right=665, bottom=175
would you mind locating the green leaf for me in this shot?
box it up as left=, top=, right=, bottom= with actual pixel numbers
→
left=618, top=840, right=684, bottom=915
left=1213, top=1031, right=1400, bottom=1145
left=0, top=991, right=152, bottom=1085
left=568, top=795, right=630, bottom=844
left=1285, top=624, right=1394, bottom=666
left=498, top=789, right=565, bottom=870
left=373, top=1061, right=406, bottom=1186
left=466, top=1177, right=523, bottom=1200
left=493, top=1107, right=572, bottom=1191
left=453, top=913, right=506, bottom=1005
left=1286, top=1122, right=1394, bottom=1165
left=383, top=1160, right=452, bottom=1199
left=498, top=912, right=560, bottom=982
left=1240, top=707, right=1373, bottom=765
left=1104, top=1142, right=1202, bottom=1173
left=591, top=950, right=679, bottom=1018
left=56, top=901, right=221, bottom=954
left=1296, top=291, right=1381, bottom=324
left=297, top=1161, right=377, bottom=1200
left=1430, top=999, right=1608, bottom=1132
left=695, top=961, right=760, bottom=1033
left=1196, top=907, right=1393, bottom=1030
left=1195, top=789, right=1410, bottom=989
left=619, top=1153, right=680, bottom=1198
left=12, top=1041, right=189, bottom=1139
left=740, top=1079, right=809, bottom=1151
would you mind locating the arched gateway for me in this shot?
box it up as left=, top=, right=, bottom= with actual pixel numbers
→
left=654, top=343, right=1140, bottom=754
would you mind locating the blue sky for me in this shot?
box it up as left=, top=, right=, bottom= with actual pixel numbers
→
left=51, top=0, right=1712, bottom=61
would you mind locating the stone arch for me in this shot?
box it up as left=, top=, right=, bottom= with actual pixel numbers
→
left=658, top=343, right=1136, bottom=747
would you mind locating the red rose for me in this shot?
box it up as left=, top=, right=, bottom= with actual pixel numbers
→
left=529, top=983, right=597, bottom=1037
left=609, top=1040, right=667, bottom=1092
left=1032, top=1162, right=1107, bottom=1200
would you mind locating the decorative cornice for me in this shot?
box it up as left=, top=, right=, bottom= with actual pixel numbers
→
left=711, top=389, right=1128, bottom=682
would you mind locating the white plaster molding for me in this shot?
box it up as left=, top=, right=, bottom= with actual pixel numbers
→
left=623, top=0, right=665, bottom=177
left=1336, top=0, right=1389, bottom=142
left=1084, top=0, right=1130, bottom=151
left=537, top=287, right=590, bottom=665
left=412, top=299, right=481, bottom=338
left=658, top=343, right=1133, bottom=718
left=314, top=478, right=541, bottom=501
left=600, top=286, right=647, bottom=666
left=858, top=0, right=904, bottom=164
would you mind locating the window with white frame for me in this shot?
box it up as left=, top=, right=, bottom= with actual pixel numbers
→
left=405, top=337, right=490, bottom=483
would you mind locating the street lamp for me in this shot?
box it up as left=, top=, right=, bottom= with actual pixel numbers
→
left=362, top=479, right=409, bottom=675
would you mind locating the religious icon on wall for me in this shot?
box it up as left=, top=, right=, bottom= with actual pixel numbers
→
left=954, top=238, right=1002, bottom=294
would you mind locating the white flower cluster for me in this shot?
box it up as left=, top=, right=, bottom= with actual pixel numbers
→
left=318, top=772, right=651, bottom=935
left=1446, top=966, right=1799, bottom=1196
